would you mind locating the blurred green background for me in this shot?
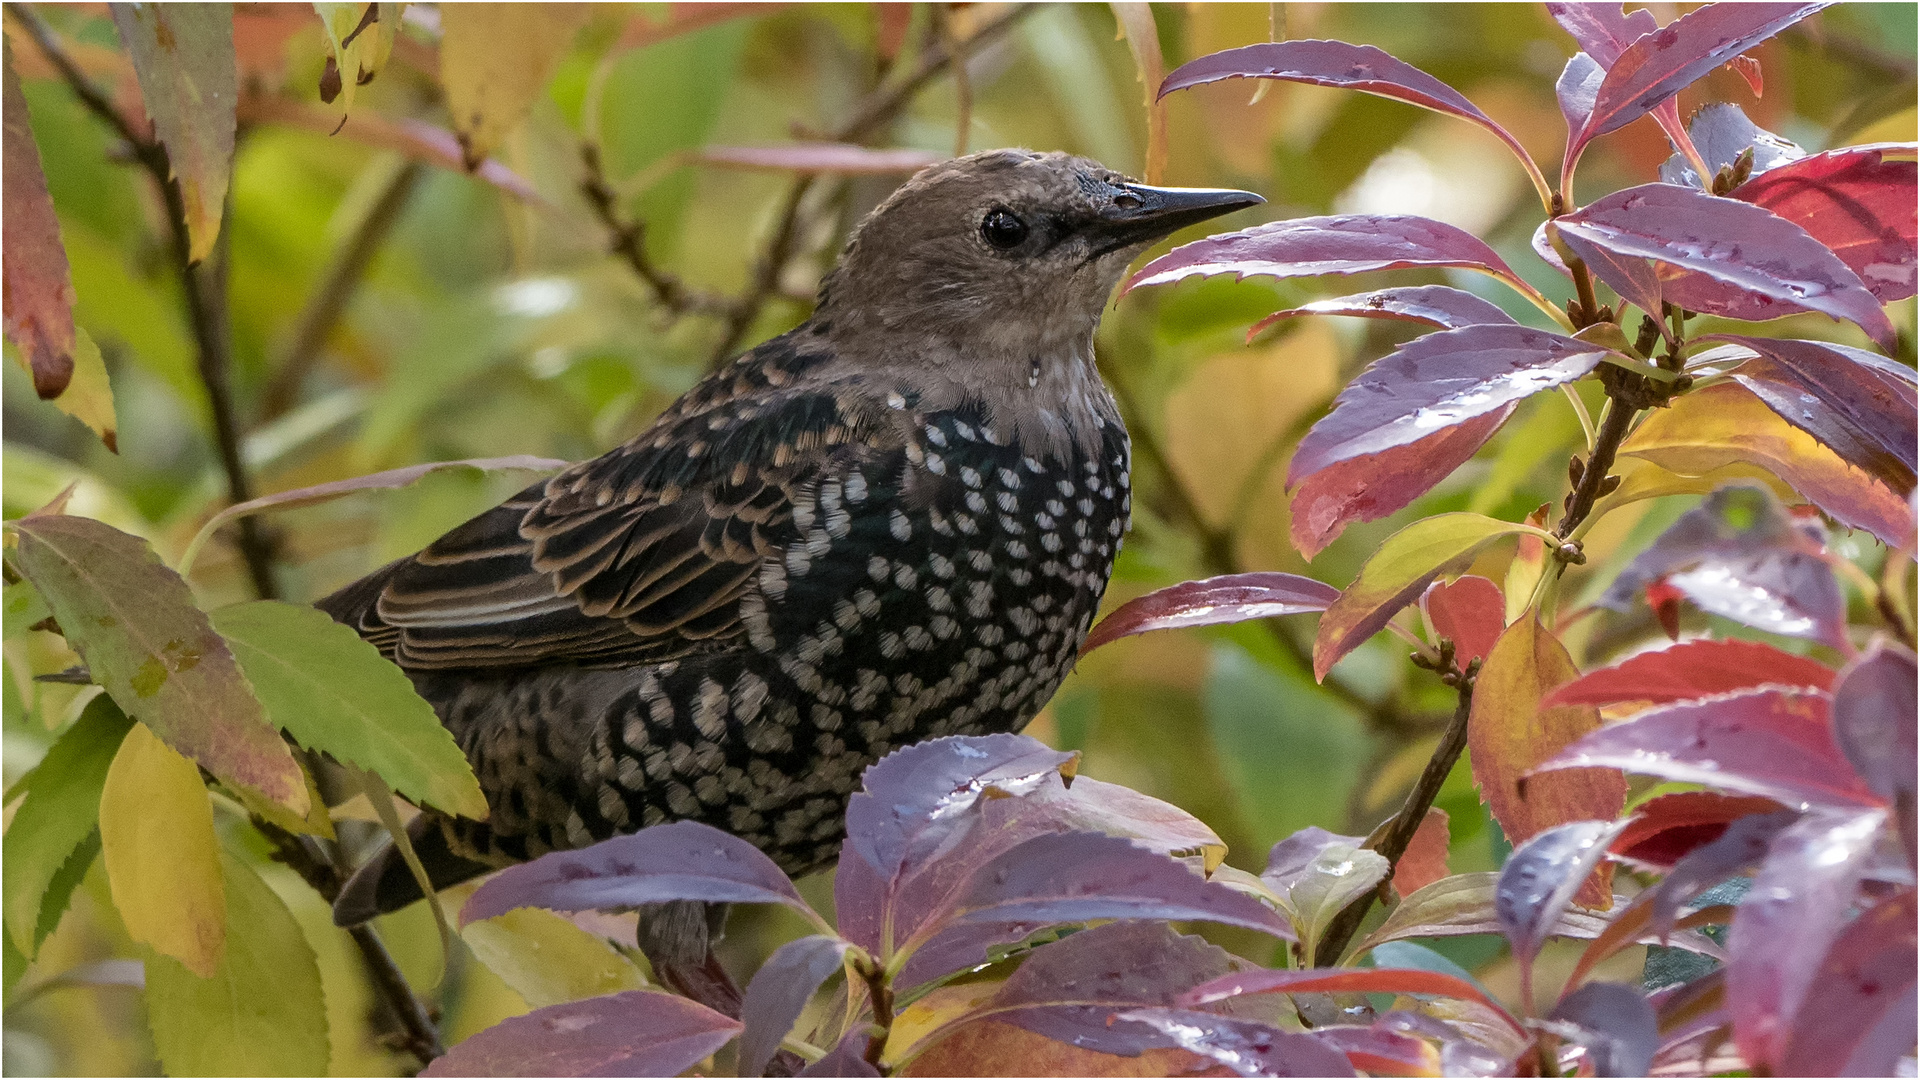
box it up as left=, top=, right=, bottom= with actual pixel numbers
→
left=4, top=3, right=1913, bottom=1074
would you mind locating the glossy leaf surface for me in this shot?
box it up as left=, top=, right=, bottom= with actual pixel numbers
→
left=1128, top=214, right=1524, bottom=294
left=422, top=989, right=742, bottom=1077
left=1495, top=820, right=1630, bottom=970
left=1549, top=981, right=1657, bottom=1078
left=1113, top=1008, right=1357, bottom=1077
left=1082, top=573, right=1337, bottom=653
left=1657, top=102, right=1806, bottom=187
left=2, top=41, right=76, bottom=399
left=1644, top=810, right=1800, bottom=939
left=1357, top=872, right=1718, bottom=960
left=1778, top=887, right=1918, bottom=1077
left=1547, top=638, right=1834, bottom=709
left=1183, top=967, right=1521, bottom=1034
left=1716, top=335, right=1918, bottom=495
left=1246, top=285, right=1516, bottom=340
left=740, top=935, right=850, bottom=1078
left=1261, top=828, right=1388, bottom=959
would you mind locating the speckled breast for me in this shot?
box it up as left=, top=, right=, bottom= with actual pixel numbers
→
left=567, top=399, right=1132, bottom=875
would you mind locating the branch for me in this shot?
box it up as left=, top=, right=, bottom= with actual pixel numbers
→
left=578, top=143, right=730, bottom=316
left=11, top=3, right=278, bottom=599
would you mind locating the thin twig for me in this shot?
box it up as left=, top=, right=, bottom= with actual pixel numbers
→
left=857, top=955, right=896, bottom=1071
left=579, top=142, right=730, bottom=315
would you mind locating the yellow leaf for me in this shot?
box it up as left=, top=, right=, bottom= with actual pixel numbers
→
left=1109, top=3, right=1165, bottom=183
left=440, top=4, right=590, bottom=169
left=461, top=907, right=647, bottom=1008
left=100, top=723, right=226, bottom=977
left=48, top=327, right=117, bottom=453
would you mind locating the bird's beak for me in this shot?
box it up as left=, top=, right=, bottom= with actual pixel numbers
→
left=1088, top=184, right=1264, bottom=251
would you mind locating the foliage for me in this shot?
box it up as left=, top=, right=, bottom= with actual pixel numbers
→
left=1, top=2, right=1915, bottom=1077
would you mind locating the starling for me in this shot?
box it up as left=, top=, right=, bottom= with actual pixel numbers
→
left=325, top=150, right=1259, bottom=930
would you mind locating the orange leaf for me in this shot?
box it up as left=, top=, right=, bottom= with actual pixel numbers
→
left=1392, top=808, right=1451, bottom=898
left=2, top=39, right=77, bottom=399
left=902, top=1019, right=1208, bottom=1077
left=1468, top=615, right=1626, bottom=907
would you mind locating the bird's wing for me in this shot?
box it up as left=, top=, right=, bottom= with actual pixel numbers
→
left=325, top=355, right=901, bottom=671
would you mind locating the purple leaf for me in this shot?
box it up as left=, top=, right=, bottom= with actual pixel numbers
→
left=1643, top=811, right=1800, bottom=939
left=1555, top=51, right=1607, bottom=140
left=1082, top=573, right=1337, bottom=654
left=1112, top=1008, right=1357, bottom=1078
left=1311, top=1025, right=1443, bottom=1077
left=1183, top=967, right=1523, bottom=1034
left=947, top=832, right=1294, bottom=939
left=1599, top=484, right=1846, bottom=650
left=1495, top=820, right=1630, bottom=973
left=797, top=1031, right=879, bottom=1078
left=1535, top=688, right=1882, bottom=809
left=1657, top=103, right=1806, bottom=188
left=1126, top=214, right=1526, bottom=295
left=1734, top=144, right=1918, bottom=303
left=1288, top=325, right=1612, bottom=486
left=1549, top=982, right=1658, bottom=1078
left=421, top=990, right=741, bottom=1077
left=1557, top=183, right=1896, bottom=350
left=1260, top=828, right=1389, bottom=957
left=1729, top=807, right=1890, bottom=1069
left=1568, top=3, right=1831, bottom=168
left=1157, top=40, right=1536, bottom=184
left=739, top=935, right=850, bottom=1078
left=1553, top=226, right=1666, bottom=321
left=1247, top=284, right=1518, bottom=340
left=991, top=922, right=1243, bottom=1056
left=1831, top=644, right=1918, bottom=862
left=460, top=821, right=814, bottom=927
left=1714, top=335, right=1918, bottom=495
left=1779, top=887, right=1918, bottom=1077
left=1547, top=3, right=1658, bottom=67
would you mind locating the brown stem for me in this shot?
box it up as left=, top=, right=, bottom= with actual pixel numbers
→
left=1313, top=666, right=1476, bottom=967
left=579, top=143, right=730, bottom=316
left=1553, top=390, right=1636, bottom=539
left=858, top=956, right=896, bottom=1072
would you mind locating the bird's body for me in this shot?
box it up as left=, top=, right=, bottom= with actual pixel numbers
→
left=324, top=150, right=1258, bottom=924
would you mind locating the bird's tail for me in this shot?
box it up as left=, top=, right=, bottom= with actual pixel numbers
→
left=332, top=813, right=495, bottom=926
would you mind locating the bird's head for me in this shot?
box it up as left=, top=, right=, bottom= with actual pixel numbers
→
left=816, top=149, right=1262, bottom=361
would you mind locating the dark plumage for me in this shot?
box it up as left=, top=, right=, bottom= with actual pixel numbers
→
left=324, top=150, right=1259, bottom=927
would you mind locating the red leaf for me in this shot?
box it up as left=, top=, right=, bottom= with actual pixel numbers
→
left=1646, top=580, right=1683, bottom=641
left=1081, top=572, right=1337, bottom=654
left=1182, top=967, right=1522, bottom=1035
left=1727, top=54, right=1765, bottom=96
left=1610, top=792, right=1788, bottom=869
left=1126, top=214, right=1526, bottom=295
left=1288, top=407, right=1512, bottom=560
left=1470, top=617, right=1627, bottom=906
left=422, top=990, right=741, bottom=1077
left=1557, top=183, right=1896, bottom=351
left=694, top=143, right=942, bottom=174
left=1536, top=688, right=1883, bottom=809
left=1247, top=284, right=1517, bottom=341
left=1546, top=638, right=1835, bottom=709
left=1736, top=145, right=1916, bottom=303
left=1312, top=1025, right=1442, bottom=1078
left=1779, top=887, right=1917, bottom=1077
left=1422, top=575, right=1504, bottom=667
left=1392, top=808, right=1451, bottom=898
left=2, top=43, right=76, bottom=399
left=1157, top=40, right=1538, bottom=182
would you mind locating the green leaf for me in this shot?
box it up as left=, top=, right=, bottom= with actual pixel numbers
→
left=462, top=907, right=648, bottom=1008
left=2, top=694, right=132, bottom=957
left=144, top=850, right=330, bottom=1077
left=35, top=830, right=100, bottom=952
left=8, top=514, right=307, bottom=812
left=1313, top=513, right=1550, bottom=680
left=3, top=579, right=50, bottom=638
left=210, top=600, right=486, bottom=819
left=110, top=3, right=236, bottom=262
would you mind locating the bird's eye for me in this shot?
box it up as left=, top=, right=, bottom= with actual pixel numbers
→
left=981, top=209, right=1028, bottom=250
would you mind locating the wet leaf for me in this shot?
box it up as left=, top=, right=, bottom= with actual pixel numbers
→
left=1113, top=1008, right=1357, bottom=1077
left=210, top=600, right=486, bottom=819
left=1182, top=967, right=1521, bottom=1036
left=1610, top=792, right=1791, bottom=870
left=1536, top=688, right=1881, bottom=809
left=1421, top=575, right=1504, bottom=668
left=439, top=4, right=591, bottom=169
left=947, top=832, right=1294, bottom=940
left=1732, top=143, right=1917, bottom=303
left=101, top=722, right=225, bottom=977
left=1556, top=182, right=1895, bottom=350
left=460, top=820, right=823, bottom=928
left=1311, top=1024, right=1442, bottom=1078
left=1495, top=820, right=1630, bottom=973
left=1657, top=102, right=1806, bottom=188
left=459, top=907, right=647, bottom=1009
left=1081, top=572, right=1338, bottom=654
left=422, top=989, right=741, bottom=1077
left=1469, top=616, right=1627, bottom=905
left=2, top=39, right=76, bottom=399
left=1290, top=408, right=1514, bottom=559
left=1289, top=325, right=1611, bottom=488
left=1356, top=872, right=1719, bottom=961
left=1314, top=514, right=1547, bottom=680
left=1621, top=382, right=1912, bottom=548
left=1728, top=807, right=1888, bottom=1069
left=1158, top=40, right=1536, bottom=183
left=110, top=2, right=236, bottom=263
left=739, top=935, right=849, bottom=1078
left=1548, top=981, right=1657, bottom=1078
left=144, top=851, right=328, bottom=1076
left=1127, top=214, right=1528, bottom=296
left=1248, top=285, right=1516, bottom=341
left=9, top=514, right=307, bottom=811
left=1392, top=809, right=1452, bottom=899
left=2, top=694, right=132, bottom=957
left=236, top=95, right=543, bottom=200
left=1598, top=484, right=1847, bottom=649
left=1830, top=643, right=1917, bottom=860
left=1778, top=886, right=1917, bottom=1076
left=1715, top=335, right=1917, bottom=496
left=1261, top=828, right=1388, bottom=959
left=694, top=143, right=942, bottom=174
left=1643, top=810, right=1800, bottom=940
left=1547, top=638, right=1834, bottom=709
